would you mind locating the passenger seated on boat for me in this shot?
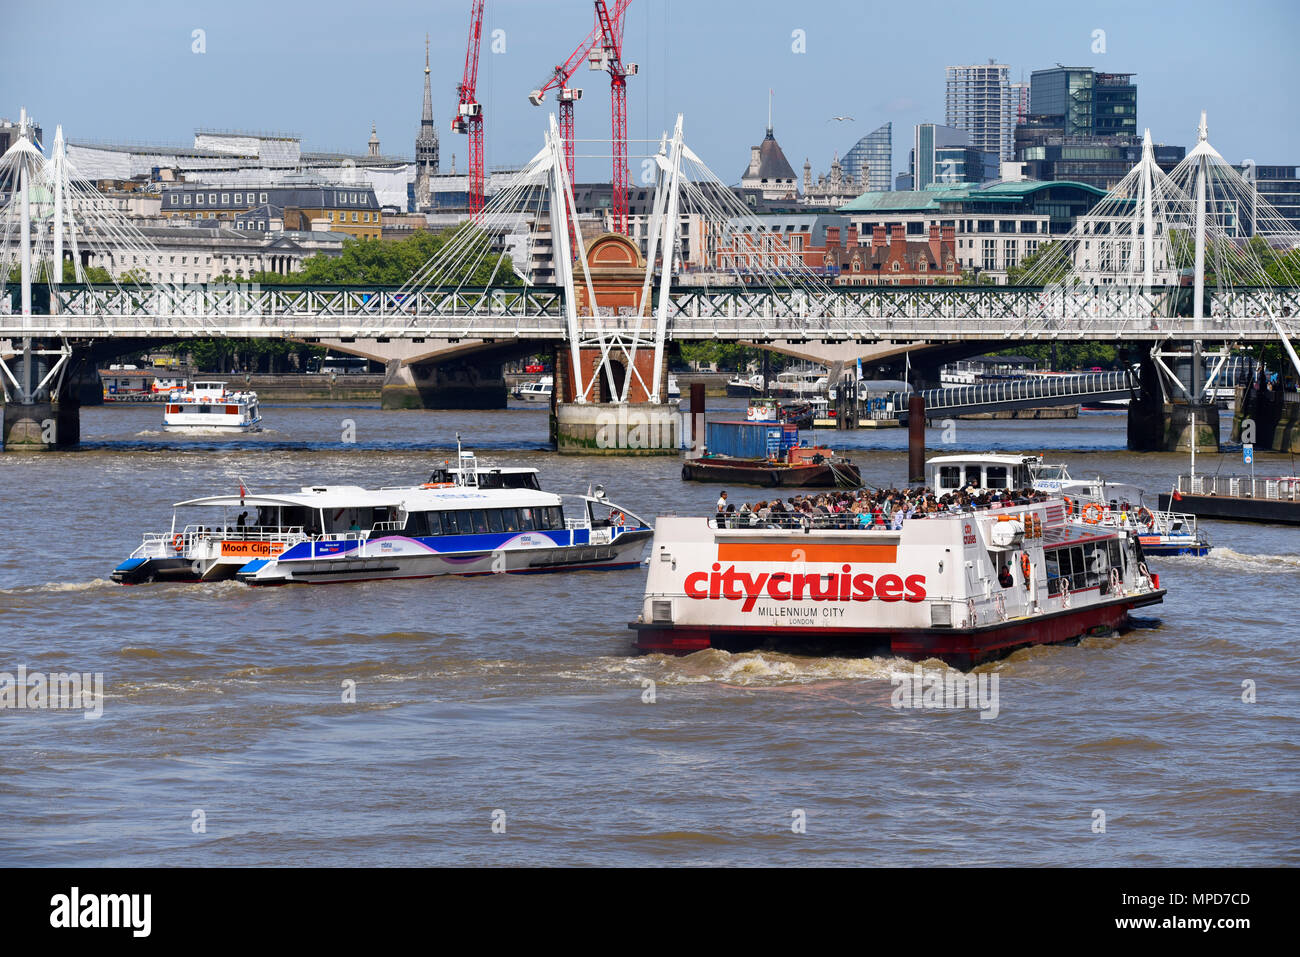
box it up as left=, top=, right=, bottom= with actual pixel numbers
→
left=998, top=564, right=1014, bottom=588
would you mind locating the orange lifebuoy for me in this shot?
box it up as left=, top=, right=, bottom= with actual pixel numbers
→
left=1020, top=552, right=1031, bottom=582
left=1082, top=502, right=1104, bottom=525
left=1062, top=496, right=1073, bottom=513
left=172, top=533, right=185, bottom=551
left=421, top=482, right=454, bottom=489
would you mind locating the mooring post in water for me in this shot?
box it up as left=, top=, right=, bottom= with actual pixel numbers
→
left=908, top=393, right=926, bottom=483
left=690, top=382, right=705, bottom=453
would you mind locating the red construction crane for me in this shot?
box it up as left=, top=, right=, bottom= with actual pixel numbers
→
left=451, top=0, right=486, bottom=215
left=528, top=0, right=631, bottom=191
left=593, top=1, right=636, bottom=235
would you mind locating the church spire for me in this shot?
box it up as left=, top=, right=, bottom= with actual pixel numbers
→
left=421, top=34, right=434, bottom=126
left=415, top=33, right=440, bottom=207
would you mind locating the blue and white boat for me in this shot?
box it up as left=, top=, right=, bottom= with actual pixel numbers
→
left=112, top=446, right=652, bottom=585
left=924, top=453, right=1211, bottom=557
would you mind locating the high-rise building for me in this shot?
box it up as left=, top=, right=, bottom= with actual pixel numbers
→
left=1233, top=164, right=1300, bottom=235
left=945, top=61, right=1016, bottom=162
left=414, top=36, right=440, bottom=209
left=1029, top=67, right=1137, bottom=141
left=1010, top=81, right=1030, bottom=127
left=913, top=124, right=973, bottom=189
left=1015, top=68, right=1148, bottom=190
left=842, top=123, right=892, bottom=192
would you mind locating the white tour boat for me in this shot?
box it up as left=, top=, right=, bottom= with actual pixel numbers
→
left=630, top=495, right=1165, bottom=667
left=163, top=381, right=262, bottom=432
left=112, top=447, right=651, bottom=586
left=511, top=376, right=554, bottom=402
left=926, top=452, right=1210, bottom=556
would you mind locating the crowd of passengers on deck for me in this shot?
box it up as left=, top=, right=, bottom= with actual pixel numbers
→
left=713, top=483, right=1052, bottom=529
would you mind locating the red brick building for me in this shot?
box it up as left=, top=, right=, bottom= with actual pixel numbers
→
left=710, top=216, right=960, bottom=285
left=824, top=223, right=960, bottom=285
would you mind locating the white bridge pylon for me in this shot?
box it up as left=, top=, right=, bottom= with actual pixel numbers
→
left=1019, top=113, right=1300, bottom=390
left=3, top=111, right=1300, bottom=390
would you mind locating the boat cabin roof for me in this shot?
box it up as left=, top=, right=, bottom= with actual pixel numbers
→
left=927, top=453, right=1039, bottom=467
left=174, top=482, right=560, bottom=511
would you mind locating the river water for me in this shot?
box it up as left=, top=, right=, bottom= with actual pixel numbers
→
left=1, top=400, right=1296, bottom=866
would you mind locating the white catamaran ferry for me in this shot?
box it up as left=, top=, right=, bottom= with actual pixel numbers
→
left=630, top=497, right=1165, bottom=668
left=113, top=448, right=651, bottom=585
left=927, top=453, right=1211, bottom=557
left=163, top=381, right=262, bottom=432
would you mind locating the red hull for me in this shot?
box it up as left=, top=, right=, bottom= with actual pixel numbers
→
left=630, top=590, right=1165, bottom=668
left=682, top=458, right=860, bottom=488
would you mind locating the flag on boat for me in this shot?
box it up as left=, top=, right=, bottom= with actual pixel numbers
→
left=1172, top=489, right=1183, bottom=501
left=239, top=480, right=246, bottom=506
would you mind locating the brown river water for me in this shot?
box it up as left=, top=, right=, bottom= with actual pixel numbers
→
left=1, top=399, right=1296, bottom=865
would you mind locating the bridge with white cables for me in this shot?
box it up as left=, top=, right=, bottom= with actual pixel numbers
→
left=2, top=108, right=1300, bottom=450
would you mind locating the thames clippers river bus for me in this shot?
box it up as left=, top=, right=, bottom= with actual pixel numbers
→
left=113, top=448, right=651, bottom=585
left=629, top=499, right=1165, bottom=668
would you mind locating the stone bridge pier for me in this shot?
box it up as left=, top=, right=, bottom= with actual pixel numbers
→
left=314, top=337, right=539, bottom=411
left=1, top=340, right=93, bottom=451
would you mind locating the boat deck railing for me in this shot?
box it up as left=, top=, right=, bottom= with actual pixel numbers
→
left=1062, top=502, right=1202, bottom=536
left=1177, top=473, right=1300, bottom=501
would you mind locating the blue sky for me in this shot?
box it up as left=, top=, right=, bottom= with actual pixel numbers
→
left=5, top=0, right=1298, bottom=184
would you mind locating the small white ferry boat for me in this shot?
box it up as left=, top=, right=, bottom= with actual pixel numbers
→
left=163, top=381, right=261, bottom=433
left=112, top=446, right=650, bottom=586
left=511, top=377, right=554, bottom=402
left=925, top=453, right=1210, bottom=557
left=630, top=495, right=1165, bottom=667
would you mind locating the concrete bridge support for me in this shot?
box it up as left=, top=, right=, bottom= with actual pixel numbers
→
left=380, top=354, right=508, bottom=410
left=552, top=342, right=679, bottom=454
left=1126, top=352, right=1219, bottom=452
left=1, top=342, right=89, bottom=451
left=1232, top=379, right=1300, bottom=452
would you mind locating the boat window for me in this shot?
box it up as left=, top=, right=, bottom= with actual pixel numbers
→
left=1045, top=548, right=1063, bottom=594
left=404, top=512, right=429, bottom=536
left=964, top=466, right=983, bottom=486
left=939, top=466, right=961, bottom=489
left=1108, top=539, right=1123, bottom=569
left=518, top=507, right=538, bottom=531
left=476, top=471, right=542, bottom=491
left=986, top=466, right=1009, bottom=489
left=470, top=510, right=490, bottom=534
left=1014, top=465, right=1031, bottom=487
left=501, top=508, right=520, bottom=532
left=488, top=509, right=505, bottom=533
left=541, top=506, right=564, bottom=530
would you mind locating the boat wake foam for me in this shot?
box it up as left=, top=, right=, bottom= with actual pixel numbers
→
left=0, top=577, right=117, bottom=596
left=1164, top=547, right=1300, bottom=573
left=600, top=649, right=964, bottom=687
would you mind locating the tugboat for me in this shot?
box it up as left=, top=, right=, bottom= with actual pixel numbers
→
left=630, top=495, right=1165, bottom=668
left=112, top=443, right=651, bottom=585
left=681, top=404, right=860, bottom=488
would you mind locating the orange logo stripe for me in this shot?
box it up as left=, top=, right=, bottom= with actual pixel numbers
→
left=717, top=542, right=898, bottom=564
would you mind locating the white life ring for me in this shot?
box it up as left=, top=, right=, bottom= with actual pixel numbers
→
left=1060, top=580, right=1071, bottom=608
left=967, top=597, right=977, bottom=627
left=1110, top=568, right=1122, bottom=594
left=1138, top=561, right=1152, bottom=587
